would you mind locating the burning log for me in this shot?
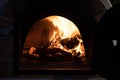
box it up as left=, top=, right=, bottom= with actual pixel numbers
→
left=23, top=46, right=85, bottom=63
left=38, top=48, right=73, bottom=62
left=61, top=34, right=80, bottom=49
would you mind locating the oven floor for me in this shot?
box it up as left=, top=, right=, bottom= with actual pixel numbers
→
left=19, top=60, right=91, bottom=70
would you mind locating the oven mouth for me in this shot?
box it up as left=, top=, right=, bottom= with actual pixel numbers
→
left=19, top=15, right=92, bottom=71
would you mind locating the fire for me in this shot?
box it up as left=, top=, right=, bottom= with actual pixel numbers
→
left=45, top=15, right=85, bottom=56
left=44, top=15, right=80, bottom=39
left=23, top=15, right=86, bottom=61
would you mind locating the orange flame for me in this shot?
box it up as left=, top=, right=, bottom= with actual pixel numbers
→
left=45, top=16, right=80, bottom=40
left=44, top=15, right=85, bottom=57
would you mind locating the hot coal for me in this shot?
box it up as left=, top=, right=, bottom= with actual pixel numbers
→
left=40, top=48, right=73, bottom=62
left=22, top=46, right=83, bottom=62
